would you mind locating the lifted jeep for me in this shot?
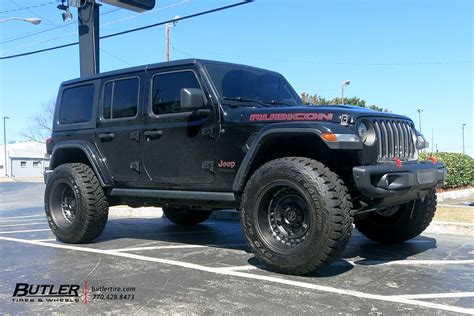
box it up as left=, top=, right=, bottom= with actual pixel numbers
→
left=44, top=59, right=445, bottom=275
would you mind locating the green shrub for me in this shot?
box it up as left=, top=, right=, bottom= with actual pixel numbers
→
left=420, top=152, right=474, bottom=189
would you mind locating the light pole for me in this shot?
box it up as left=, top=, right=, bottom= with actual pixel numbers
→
left=416, top=108, right=423, bottom=132
left=0, top=17, right=42, bottom=25
left=3, top=117, right=10, bottom=177
left=341, top=80, right=350, bottom=105
left=165, top=16, right=180, bottom=62
left=462, top=123, right=466, bottom=154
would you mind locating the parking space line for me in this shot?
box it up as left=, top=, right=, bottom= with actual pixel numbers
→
left=113, top=245, right=206, bottom=252
left=1, top=235, right=473, bottom=314
left=390, top=292, right=474, bottom=299
left=31, top=238, right=57, bottom=242
left=0, top=218, right=46, bottom=223
left=0, top=222, right=47, bottom=227
left=111, top=243, right=247, bottom=252
left=349, top=259, right=474, bottom=266
left=215, top=265, right=259, bottom=272
left=0, top=215, right=43, bottom=219
left=0, top=229, right=51, bottom=234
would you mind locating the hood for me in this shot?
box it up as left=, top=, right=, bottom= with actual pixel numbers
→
left=239, top=105, right=411, bottom=124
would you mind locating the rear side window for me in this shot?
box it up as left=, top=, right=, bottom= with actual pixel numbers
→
left=152, top=71, right=200, bottom=115
left=102, top=77, right=139, bottom=119
left=59, top=84, right=95, bottom=124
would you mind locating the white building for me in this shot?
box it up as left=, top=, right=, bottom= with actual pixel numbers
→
left=0, top=141, right=50, bottom=178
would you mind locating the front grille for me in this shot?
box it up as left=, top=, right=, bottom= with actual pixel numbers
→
left=372, top=119, right=416, bottom=161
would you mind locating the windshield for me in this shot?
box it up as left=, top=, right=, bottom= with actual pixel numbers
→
left=205, top=63, right=302, bottom=106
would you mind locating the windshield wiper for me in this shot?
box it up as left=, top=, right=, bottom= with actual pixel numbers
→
left=223, top=96, right=271, bottom=107
left=261, top=100, right=290, bottom=106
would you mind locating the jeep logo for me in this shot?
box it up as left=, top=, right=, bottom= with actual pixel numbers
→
left=218, top=160, right=236, bottom=169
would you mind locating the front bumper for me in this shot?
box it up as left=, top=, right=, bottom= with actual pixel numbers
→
left=353, top=161, right=446, bottom=199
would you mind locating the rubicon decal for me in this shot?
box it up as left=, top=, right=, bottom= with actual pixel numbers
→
left=249, top=112, right=334, bottom=122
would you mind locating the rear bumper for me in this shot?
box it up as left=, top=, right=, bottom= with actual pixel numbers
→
left=353, top=161, right=446, bottom=200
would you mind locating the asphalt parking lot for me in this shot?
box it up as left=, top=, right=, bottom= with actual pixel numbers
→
left=1, top=182, right=473, bottom=314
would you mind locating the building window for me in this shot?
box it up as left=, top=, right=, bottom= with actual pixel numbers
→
left=21, top=161, right=27, bottom=168
left=33, top=161, right=40, bottom=168
left=0, top=165, right=3, bottom=170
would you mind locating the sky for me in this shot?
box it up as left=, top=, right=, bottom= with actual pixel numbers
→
left=0, top=0, right=473, bottom=156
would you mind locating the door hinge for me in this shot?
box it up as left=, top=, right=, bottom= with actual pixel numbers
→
left=130, top=161, right=140, bottom=173
left=130, top=131, right=140, bottom=143
left=202, top=161, right=214, bottom=173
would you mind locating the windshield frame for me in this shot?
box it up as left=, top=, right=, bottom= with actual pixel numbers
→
left=203, top=62, right=302, bottom=107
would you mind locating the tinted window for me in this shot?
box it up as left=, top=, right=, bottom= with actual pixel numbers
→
left=59, top=84, right=95, bottom=124
left=152, top=71, right=200, bottom=115
left=102, top=78, right=139, bottom=119
left=205, top=64, right=301, bottom=106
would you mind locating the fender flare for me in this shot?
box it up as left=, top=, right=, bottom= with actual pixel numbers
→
left=232, top=124, right=328, bottom=193
left=49, top=141, right=112, bottom=187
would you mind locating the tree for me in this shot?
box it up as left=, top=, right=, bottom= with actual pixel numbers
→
left=300, top=92, right=388, bottom=112
left=21, top=99, right=55, bottom=143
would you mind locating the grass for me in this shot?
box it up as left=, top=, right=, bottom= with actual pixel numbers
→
left=434, top=206, right=474, bottom=223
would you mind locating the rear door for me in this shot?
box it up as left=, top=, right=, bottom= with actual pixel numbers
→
left=142, top=67, right=216, bottom=187
left=95, top=73, right=144, bottom=185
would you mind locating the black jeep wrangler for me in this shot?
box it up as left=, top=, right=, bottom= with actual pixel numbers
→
left=44, top=59, right=445, bottom=275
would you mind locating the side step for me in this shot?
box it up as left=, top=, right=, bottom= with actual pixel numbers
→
left=110, top=188, right=237, bottom=203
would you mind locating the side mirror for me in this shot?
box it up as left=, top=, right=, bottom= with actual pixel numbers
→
left=180, top=88, right=205, bottom=110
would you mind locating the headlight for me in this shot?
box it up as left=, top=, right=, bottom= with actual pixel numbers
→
left=358, top=122, right=368, bottom=140
left=357, top=121, right=376, bottom=146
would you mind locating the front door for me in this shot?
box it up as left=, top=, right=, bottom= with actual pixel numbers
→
left=142, top=68, right=215, bottom=187
left=95, top=73, right=144, bottom=185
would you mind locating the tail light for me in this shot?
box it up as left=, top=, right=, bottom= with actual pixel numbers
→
left=46, top=137, right=53, bottom=155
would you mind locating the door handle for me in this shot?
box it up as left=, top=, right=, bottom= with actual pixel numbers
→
left=98, top=133, right=115, bottom=140
left=144, top=130, right=163, bottom=139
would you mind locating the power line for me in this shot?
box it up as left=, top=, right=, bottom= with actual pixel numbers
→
left=2, top=1, right=188, bottom=54
left=0, top=8, right=122, bottom=45
left=0, top=0, right=253, bottom=60
left=0, top=1, right=55, bottom=14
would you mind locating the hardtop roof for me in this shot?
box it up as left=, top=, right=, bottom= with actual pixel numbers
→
left=61, top=58, right=280, bottom=86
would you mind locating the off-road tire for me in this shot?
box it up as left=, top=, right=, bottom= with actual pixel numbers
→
left=45, top=163, right=108, bottom=243
left=163, top=207, right=213, bottom=225
left=241, top=157, right=353, bottom=275
left=354, top=188, right=437, bottom=243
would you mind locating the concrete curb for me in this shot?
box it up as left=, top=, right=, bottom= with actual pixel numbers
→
left=437, top=188, right=474, bottom=202
left=425, top=221, right=474, bottom=237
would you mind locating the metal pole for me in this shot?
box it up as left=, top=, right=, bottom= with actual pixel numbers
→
left=78, top=1, right=100, bottom=76
left=417, top=109, right=423, bottom=132
left=341, top=85, right=344, bottom=105
left=431, top=128, right=434, bottom=153
left=462, top=123, right=466, bottom=154
left=165, top=23, right=170, bottom=62
left=3, top=117, right=9, bottom=177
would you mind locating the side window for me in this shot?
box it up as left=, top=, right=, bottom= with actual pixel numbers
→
left=59, top=84, right=95, bottom=124
left=21, top=162, right=27, bottom=168
left=152, top=71, right=200, bottom=115
left=102, top=77, right=139, bottom=120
